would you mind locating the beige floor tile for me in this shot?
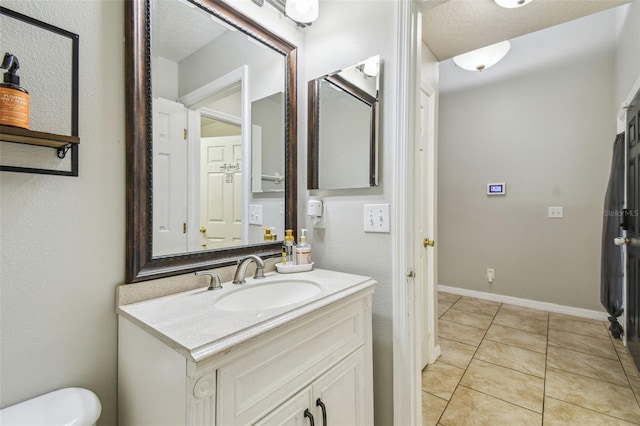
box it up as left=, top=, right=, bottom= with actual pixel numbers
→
left=439, top=386, right=542, bottom=426
left=484, top=323, right=547, bottom=354
left=548, top=312, right=608, bottom=326
left=460, top=359, right=544, bottom=413
left=545, top=367, right=640, bottom=423
left=422, top=360, right=465, bottom=401
left=620, top=352, right=640, bottom=378
left=438, top=302, right=452, bottom=318
left=438, top=292, right=461, bottom=304
left=547, top=346, right=628, bottom=386
left=438, top=319, right=486, bottom=347
left=493, top=310, right=548, bottom=335
left=438, top=337, right=476, bottom=369
left=548, top=316, right=610, bottom=341
left=548, top=328, right=618, bottom=360
left=498, top=304, right=549, bottom=321
left=474, top=340, right=545, bottom=378
left=629, top=375, right=640, bottom=402
left=543, top=397, right=637, bottom=426
left=452, top=297, right=501, bottom=317
left=440, top=308, right=494, bottom=330
left=422, top=392, right=447, bottom=426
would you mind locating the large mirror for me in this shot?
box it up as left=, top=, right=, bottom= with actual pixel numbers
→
left=125, top=0, right=297, bottom=282
left=307, top=56, right=380, bottom=190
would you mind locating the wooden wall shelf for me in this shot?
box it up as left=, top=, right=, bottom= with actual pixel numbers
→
left=0, top=125, right=80, bottom=151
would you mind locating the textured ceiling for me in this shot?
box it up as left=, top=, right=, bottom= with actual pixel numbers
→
left=421, top=0, right=632, bottom=60
left=152, top=0, right=227, bottom=63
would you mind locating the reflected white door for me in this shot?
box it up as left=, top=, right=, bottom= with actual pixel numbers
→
left=152, top=98, right=188, bottom=256
left=416, top=84, right=438, bottom=369
left=200, top=136, right=243, bottom=247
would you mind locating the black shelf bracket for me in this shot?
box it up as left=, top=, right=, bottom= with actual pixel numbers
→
left=57, top=143, right=72, bottom=159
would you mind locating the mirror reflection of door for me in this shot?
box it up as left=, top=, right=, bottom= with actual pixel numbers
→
left=152, top=98, right=188, bottom=256
left=199, top=91, right=243, bottom=248
left=150, top=0, right=286, bottom=257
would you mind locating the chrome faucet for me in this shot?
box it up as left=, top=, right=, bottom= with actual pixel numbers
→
left=195, top=270, right=223, bottom=291
left=232, top=255, right=266, bottom=284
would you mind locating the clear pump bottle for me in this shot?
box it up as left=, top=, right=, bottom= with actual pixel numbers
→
left=296, top=229, right=311, bottom=265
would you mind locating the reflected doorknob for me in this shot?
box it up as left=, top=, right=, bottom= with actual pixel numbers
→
left=423, top=238, right=435, bottom=247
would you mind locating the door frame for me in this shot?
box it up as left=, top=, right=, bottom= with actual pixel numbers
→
left=392, top=1, right=423, bottom=425
left=181, top=66, right=251, bottom=244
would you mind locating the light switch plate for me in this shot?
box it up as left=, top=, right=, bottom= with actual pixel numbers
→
left=249, top=204, right=263, bottom=225
left=364, top=204, right=390, bottom=233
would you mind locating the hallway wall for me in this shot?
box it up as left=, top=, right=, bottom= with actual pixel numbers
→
left=437, top=11, right=617, bottom=311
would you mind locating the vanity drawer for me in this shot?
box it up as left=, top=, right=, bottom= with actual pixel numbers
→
left=216, top=299, right=365, bottom=425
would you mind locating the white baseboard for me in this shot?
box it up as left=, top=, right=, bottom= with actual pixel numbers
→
left=429, top=344, right=441, bottom=365
left=438, top=284, right=610, bottom=322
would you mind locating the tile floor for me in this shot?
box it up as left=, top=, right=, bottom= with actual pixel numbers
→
left=422, top=292, right=640, bottom=425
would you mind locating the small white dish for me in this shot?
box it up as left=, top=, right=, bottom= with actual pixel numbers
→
left=275, top=262, right=314, bottom=273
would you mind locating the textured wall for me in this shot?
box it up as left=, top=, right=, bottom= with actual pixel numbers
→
left=303, top=2, right=398, bottom=424
left=0, top=1, right=124, bottom=424
left=614, top=1, right=640, bottom=108
left=437, top=11, right=617, bottom=311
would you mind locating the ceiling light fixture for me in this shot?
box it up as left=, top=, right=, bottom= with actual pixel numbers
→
left=285, top=0, right=319, bottom=24
left=452, top=40, right=511, bottom=72
left=494, top=0, right=534, bottom=9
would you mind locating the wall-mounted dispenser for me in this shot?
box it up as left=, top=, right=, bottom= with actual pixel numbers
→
left=307, top=199, right=325, bottom=229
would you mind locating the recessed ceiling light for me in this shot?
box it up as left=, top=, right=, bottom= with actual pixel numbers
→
left=494, top=0, right=534, bottom=9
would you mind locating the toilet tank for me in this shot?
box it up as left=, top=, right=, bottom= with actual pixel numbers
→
left=0, top=387, right=101, bottom=426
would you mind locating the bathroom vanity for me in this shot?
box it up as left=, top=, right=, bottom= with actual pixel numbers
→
left=117, top=269, right=375, bottom=425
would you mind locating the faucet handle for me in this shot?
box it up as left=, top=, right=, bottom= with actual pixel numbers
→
left=195, top=270, right=223, bottom=291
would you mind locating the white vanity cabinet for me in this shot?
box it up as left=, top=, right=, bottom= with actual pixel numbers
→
left=117, top=271, right=375, bottom=426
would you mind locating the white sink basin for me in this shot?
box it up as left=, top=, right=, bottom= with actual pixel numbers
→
left=214, top=280, right=322, bottom=311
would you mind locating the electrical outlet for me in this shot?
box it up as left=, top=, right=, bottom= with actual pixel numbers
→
left=248, top=204, right=263, bottom=225
left=487, top=268, right=495, bottom=283
left=364, top=204, right=390, bottom=233
left=548, top=207, right=563, bottom=218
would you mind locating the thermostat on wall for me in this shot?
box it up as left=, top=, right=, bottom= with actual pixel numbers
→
left=487, top=183, right=506, bottom=196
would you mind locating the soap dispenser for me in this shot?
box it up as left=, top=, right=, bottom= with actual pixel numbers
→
left=296, top=229, right=311, bottom=265
left=0, top=53, right=30, bottom=129
left=282, top=229, right=296, bottom=265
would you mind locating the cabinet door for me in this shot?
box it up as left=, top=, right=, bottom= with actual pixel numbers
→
left=313, top=348, right=365, bottom=426
left=254, top=386, right=314, bottom=426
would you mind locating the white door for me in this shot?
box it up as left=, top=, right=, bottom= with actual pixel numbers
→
left=416, top=84, right=438, bottom=369
left=200, top=136, right=243, bottom=247
left=152, top=98, right=188, bottom=256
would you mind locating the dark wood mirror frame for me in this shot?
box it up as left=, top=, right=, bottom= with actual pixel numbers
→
left=125, top=0, right=297, bottom=283
left=307, top=74, right=378, bottom=190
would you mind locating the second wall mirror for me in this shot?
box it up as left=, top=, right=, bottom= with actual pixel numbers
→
left=307, top=56, right=380, bottom=190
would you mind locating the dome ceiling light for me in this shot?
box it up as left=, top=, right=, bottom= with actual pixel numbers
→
left=452, top=40, right=511, bottom=72
left=494, top=0, right=534, bottom=9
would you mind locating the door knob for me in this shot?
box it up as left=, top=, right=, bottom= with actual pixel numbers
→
left=423, top=238, right=435, bottom=247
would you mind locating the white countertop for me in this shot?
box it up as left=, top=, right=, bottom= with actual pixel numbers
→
left=117, top=268, right=376, bottom=362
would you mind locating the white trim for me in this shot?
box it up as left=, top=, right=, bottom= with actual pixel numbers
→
left=393, top=1, right=421, bottom=425
left=438, top=284, right=610, bottom=321
left=617, top=74, right=640, bottom=122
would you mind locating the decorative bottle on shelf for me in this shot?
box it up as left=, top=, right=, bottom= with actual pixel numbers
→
left=282, top=229, right=296, bottom=265
left=296, top=229, right=311, bottom=265
left=0, top=53, right=30, bottom=130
